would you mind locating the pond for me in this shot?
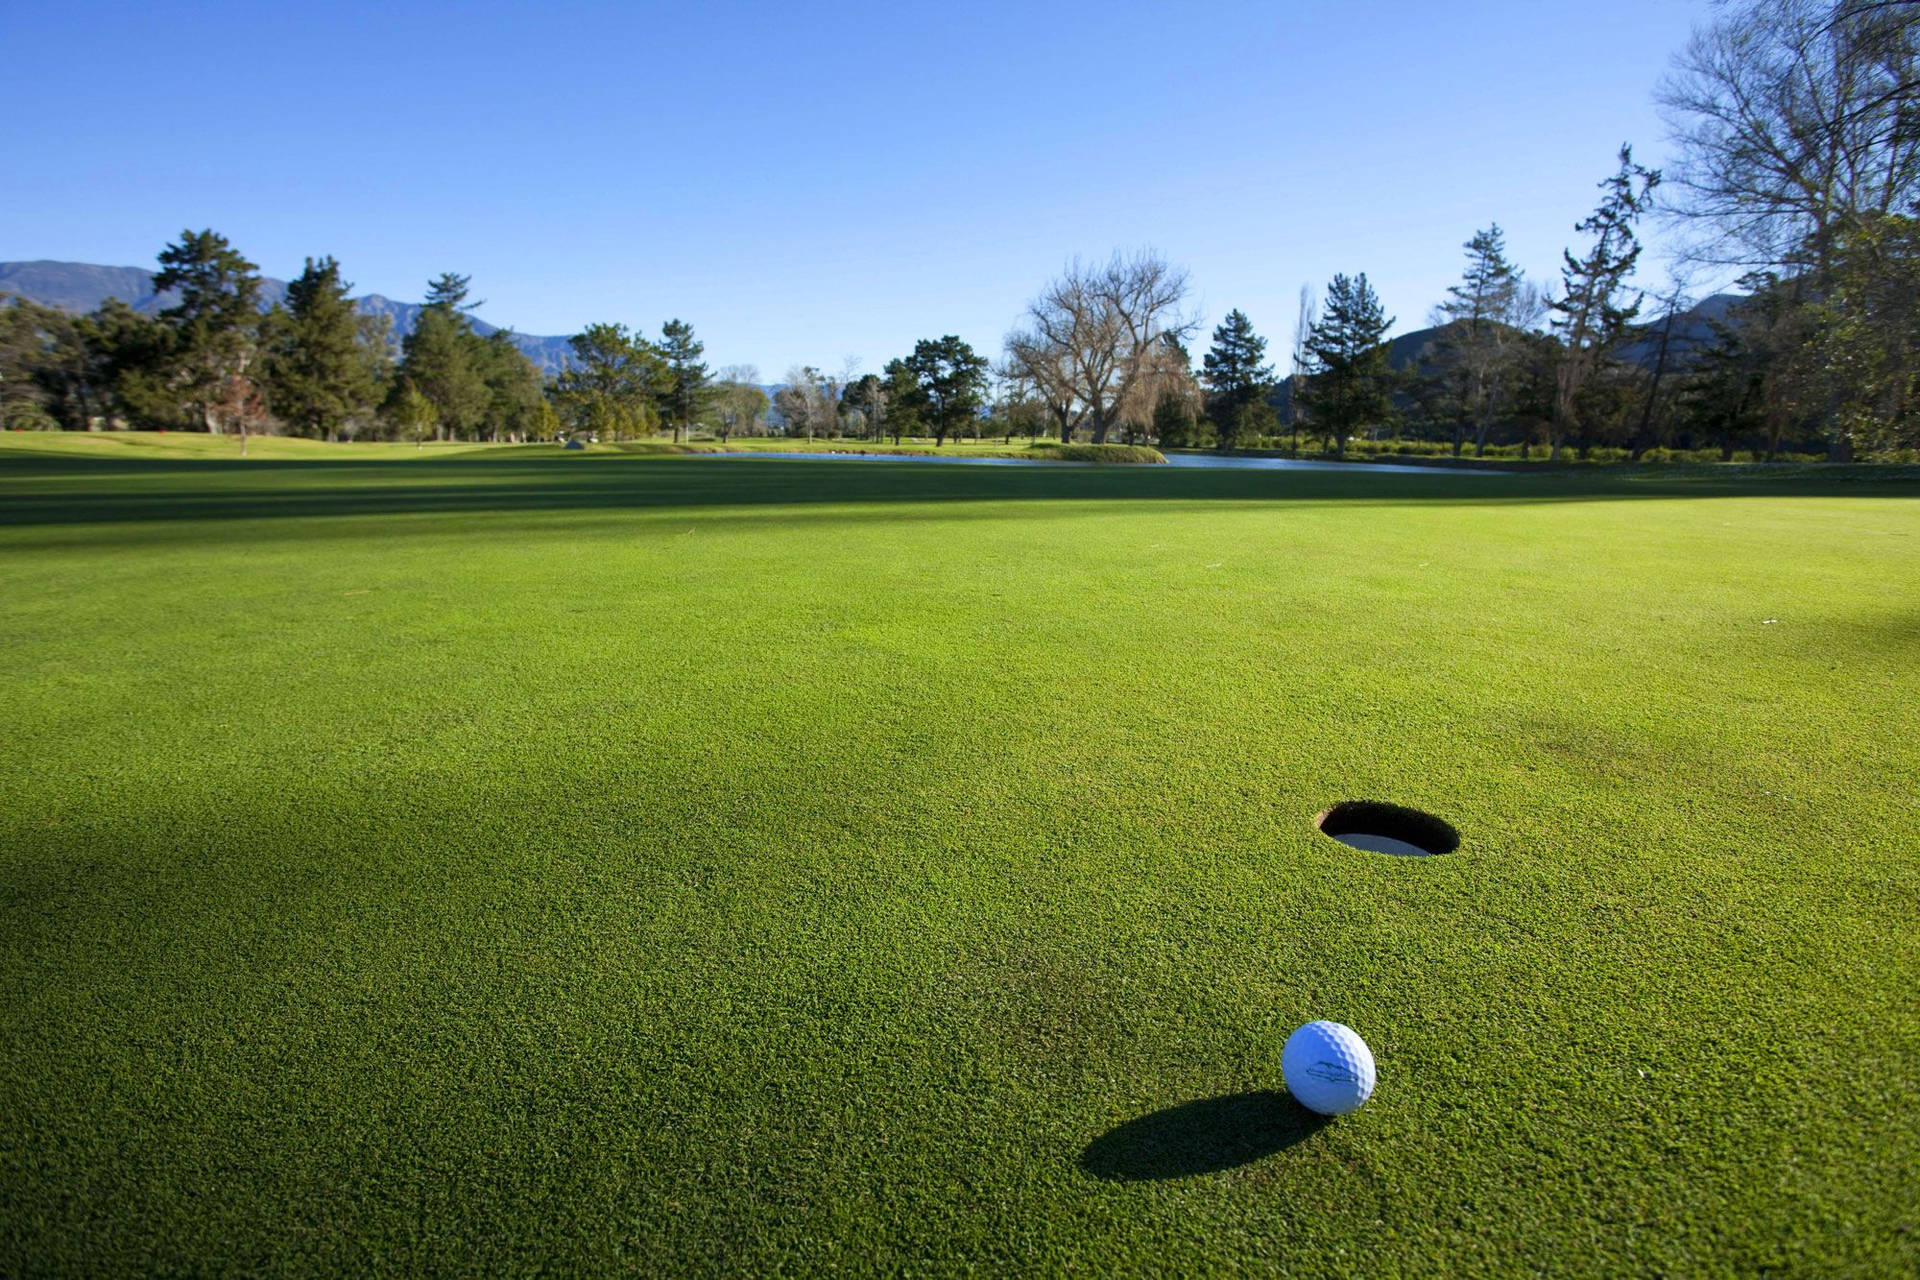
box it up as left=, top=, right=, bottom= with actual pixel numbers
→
left=1161, top=452, right=1505, bottom=474
left=719, top=449, right=1505, bottom=474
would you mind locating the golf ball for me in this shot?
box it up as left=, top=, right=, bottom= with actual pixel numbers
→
left=1282, top=1020, right=1376, bottom=1116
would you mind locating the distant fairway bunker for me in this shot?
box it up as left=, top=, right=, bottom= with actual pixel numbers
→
left=1315, top=800, right=1460, bottom=857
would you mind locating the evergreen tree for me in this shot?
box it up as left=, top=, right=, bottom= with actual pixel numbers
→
left=657, top=319, right=710, bottom=443
left=393, top=383, right=439, bottom=449
left=424, top=272, right=480, bottom=314
left=262, top=256, right=382, bottom=440
left=551, top=323, right=664, bottom=440
left=1201, top=309, right=1275, bottom=449
left=0, top=297, right=95, bottom=430
left=398, top=309, right=483, bottom=440
left=842, top=373, right=885, bottom=439
left=903, top=336, right=990, bottom=446
left=79, top=299, right=180, bottom=429
left=475, top=330, right=547, bottom=442
left=397, top=273, right=492, bottom=440
left=1150, top=386, right=1201, bottom=448
left=1549, top=146, right=1660, bottom=458
left=1679, top=318, right=1768, bottom=460
left=1811, top=212, right=1920, bottom=457
left=151, top=229, right=263, bottom=434
left=1431, top=225, right=1531, bottom=456
left=880, top=358, right=923, bottom=443
left=1301, top=273, right=1395, bottom=456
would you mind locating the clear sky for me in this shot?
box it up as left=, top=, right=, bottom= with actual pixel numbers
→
left=3, top=0, right=1714, bottom=375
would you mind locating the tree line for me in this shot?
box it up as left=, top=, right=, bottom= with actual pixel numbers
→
left=0, top=237, right=556, bottom=452
left=993, top=0, right=1919, bottom=463
left=3, top=0, right=1915, bottom=461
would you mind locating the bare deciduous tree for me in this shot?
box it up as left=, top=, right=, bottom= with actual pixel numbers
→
left=1286, top=283, right=1317, bottom=450
left=713, top=364, right=767, bottom=441
left=1659, top=0, right=1920, bottom=271
left=774, top=366, right=835, bottom=439
left=1004, top=249, right=1197, bottom=444
left=1003, top=329, right=1084, bottom=441
left=1119, top=335, right=1198, bottom=444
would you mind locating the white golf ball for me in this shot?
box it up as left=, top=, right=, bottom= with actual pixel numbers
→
left=1282, top=1020, right=1377, bottom=1116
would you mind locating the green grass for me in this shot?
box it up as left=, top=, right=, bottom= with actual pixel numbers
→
left=1, top=437, right=1915, bottom=1275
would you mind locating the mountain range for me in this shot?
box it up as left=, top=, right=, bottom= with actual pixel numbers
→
left=0, top=260, right=576, bottom=373
left=1383, top=292, right=1740, bottom=373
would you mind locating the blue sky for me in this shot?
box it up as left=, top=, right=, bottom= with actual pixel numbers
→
left=3, top=0, right=1712, bottom=375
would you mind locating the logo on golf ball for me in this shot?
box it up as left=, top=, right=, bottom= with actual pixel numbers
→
left=1282, top=1020, right=1376, bottom=1115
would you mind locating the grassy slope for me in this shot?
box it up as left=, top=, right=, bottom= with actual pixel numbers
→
left=0, top=440, right=1915, bottom=1276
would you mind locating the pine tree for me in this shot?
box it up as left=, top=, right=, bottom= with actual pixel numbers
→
left=1201, top=309, right=1275, bottom=449
left=1678, top=318, right=1767, bottom=461
left=842, top=373, right=885, bottom=440
left=424, top=272, right=480, bottom=314
left=903, top=336, right=990, bottom=446
left=1301, top=273, right=1395, bottom=456
left=657, top=319, right=709, bottom=443
left=79, top=300, right=180, bottom=429
left=394, top=383, right=439, bottom=449
left=398, top=274, right=492, bottom=440
left=262, top=256, right=382, bottom=440
left=0, top=299, right=96, bottom=430
left=1549, top=146, right=1660, bottom=458
left=151, top=229, right=263, bottom=434
left=551, top=323, right=664, bottom=441
left=1432, top=225, right=1529, bottom=456
left=475, top=330, right=546, bottom=442
left=881, top=358, right=923, bottom=443
left=398, top=309, right=482, bottom=440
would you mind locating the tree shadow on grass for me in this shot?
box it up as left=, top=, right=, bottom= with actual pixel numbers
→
left=2, top=452, right=1914, bottom=538
left=1080, top=1090, right=1330, bottom=1181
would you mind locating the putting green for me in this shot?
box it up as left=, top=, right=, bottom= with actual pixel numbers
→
left=1, top=440, right=1915, bottom=1275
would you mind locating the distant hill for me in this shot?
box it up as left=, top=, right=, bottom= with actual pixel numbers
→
left=1382, top=292, right=1742, bottom=373
left=1266, top=292, right=1745, bottom=418
left=0, top=260, right=575, bottom=374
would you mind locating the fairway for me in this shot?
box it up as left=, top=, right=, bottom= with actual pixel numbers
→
left=2, top=443, right=1916, bottom=1275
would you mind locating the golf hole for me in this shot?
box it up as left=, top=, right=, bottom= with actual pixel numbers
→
left=1315, top=801, right=1459, bottom=857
